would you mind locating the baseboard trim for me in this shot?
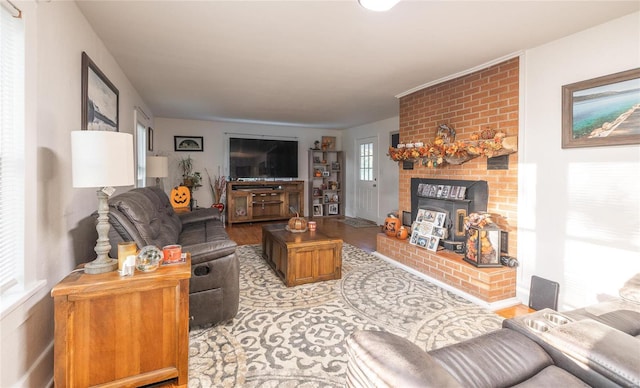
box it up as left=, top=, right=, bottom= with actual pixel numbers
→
left=12, top=340, right=54, bottom=388
left=372, top=251, right=521, bottom=311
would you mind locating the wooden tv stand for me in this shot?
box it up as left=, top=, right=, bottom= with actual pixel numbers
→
left=227, top=180, right=304, bottom=225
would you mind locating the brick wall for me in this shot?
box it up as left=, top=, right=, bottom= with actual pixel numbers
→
left=383, top=57, right=519, bottom=302
left=377, top=234, right=516, bottom=302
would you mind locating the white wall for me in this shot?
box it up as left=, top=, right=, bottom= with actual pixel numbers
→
left=519, top=12, right=640, bottom=310
left=153, top=118, right=340, bottom=215
left=343, top=116, right=399, bottom=225
left=0, top=1, right=152, bottom=386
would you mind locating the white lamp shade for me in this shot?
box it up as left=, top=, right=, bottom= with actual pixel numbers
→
left=146, top=156, right=169, bottom=178
left=71, top=131, right=134, bottom=188
left=358, top=0, right=400, bottom=11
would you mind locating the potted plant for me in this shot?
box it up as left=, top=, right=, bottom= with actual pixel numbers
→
left=178, top=155, right=203, bottom=187
left=178, top=156, right=193, bottom=185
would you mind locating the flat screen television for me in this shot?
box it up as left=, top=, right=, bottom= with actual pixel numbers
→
left=229, top=137, right=298, bottom=179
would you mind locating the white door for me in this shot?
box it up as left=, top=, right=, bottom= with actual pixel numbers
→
left=355, top=137, right=378, bottom=222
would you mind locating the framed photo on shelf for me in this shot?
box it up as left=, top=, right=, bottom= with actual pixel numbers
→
left=562, top=67, right=640, bottom=149
left=312, top=187, right=321, bottom=197
left=81, top=51, right=119, bottom=131
left=321, top=136, right=336, bottom=150
left=331, top=162, right=340, bottom=170
left=313, top=204, right=323, bottom=216
left=174, top=136, right=204, bottom=152
left=328, top=203, right=339, bottom=215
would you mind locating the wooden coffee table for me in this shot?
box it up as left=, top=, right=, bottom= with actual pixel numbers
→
left=261, top=223, right=342, bottom=287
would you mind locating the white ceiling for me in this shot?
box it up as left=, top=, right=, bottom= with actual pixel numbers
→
left=76, top=1, right=639, bottom=130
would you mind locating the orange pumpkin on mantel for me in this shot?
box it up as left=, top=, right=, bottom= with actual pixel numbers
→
left=396, top=226, right=408, bottom=240
left=384, top=213, right=401, bottom=237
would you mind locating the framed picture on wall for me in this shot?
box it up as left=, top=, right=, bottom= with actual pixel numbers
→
left=562, top=67, right=640, bottom=148
left=81, top=51, right=119, bottom=131
left=174, top=136, right=204, bottom=152
left=147, top=127, right=153, bottom=151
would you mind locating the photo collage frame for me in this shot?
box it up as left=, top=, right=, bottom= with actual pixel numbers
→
left=409, top=209, right=447, bottom=252
left=416, top=183, right=466, bottom=200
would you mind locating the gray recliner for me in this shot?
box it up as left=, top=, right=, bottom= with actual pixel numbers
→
left=105, top=186, right=239, bottom=328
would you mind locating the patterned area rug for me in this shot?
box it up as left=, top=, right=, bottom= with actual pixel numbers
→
left=188, top=244, right=503, bottom=387
left=338, top=217, right=379, bottom=228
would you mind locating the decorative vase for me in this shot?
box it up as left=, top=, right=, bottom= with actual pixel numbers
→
left=396, top=226, right=408, bottom=240
left=384, top=214, right=401, bottom=237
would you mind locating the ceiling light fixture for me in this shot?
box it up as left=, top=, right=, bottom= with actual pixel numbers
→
left=358, top=0, right=400, bottom=12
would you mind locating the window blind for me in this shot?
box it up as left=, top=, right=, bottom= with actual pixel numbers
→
left=0, top=2, right=25, bottom=294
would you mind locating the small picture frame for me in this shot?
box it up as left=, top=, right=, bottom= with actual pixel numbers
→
left=313, top=204, right=323, bottom=216
left=147, top=127, right=153, bottom=151
left=312, top=187, right=321, bottom=197
left=313, top=156, right=321, bottom=163
left=321, top=136, right=336, bottom=150
left=328, top=203, right=339, bottom=215
left=322, top=170, right=331, bottom=177
left=402, top=211, right=412, bottom=227
left=174, top=136, right=204, bottom=152
left=331, top=162, right=340, bottom=170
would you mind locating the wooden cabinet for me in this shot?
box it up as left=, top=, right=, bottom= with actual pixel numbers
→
left=308, top=150, right=345, bottom=218
left=226, top=180, right=304, bottom=225
left=262, top=224, right=342, bottom=287
left=51, top=257, right=191, bottom=388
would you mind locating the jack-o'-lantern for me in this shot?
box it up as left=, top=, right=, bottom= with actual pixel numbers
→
left=384, top=213, right=400, bottom=237
left=170, top=186, right=191, bottom=209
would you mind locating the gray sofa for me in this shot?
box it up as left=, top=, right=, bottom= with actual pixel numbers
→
left=347, top=274, right=640, bottom=387
left=105, top=186, right=239, bottom=328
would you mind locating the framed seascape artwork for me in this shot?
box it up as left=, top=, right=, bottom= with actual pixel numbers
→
left=174, top=136, right=204, bottom=152
left=81, top=52, right=119, bottom=131
left=562, top=68, right=640, bottom=148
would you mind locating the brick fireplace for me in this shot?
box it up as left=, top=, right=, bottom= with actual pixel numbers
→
left=379, top=57, right=520, bottom=303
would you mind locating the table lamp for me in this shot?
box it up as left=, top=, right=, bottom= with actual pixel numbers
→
left=71, top=131, right=134, bottom=274
left=146, top=156, right=168, bottom=188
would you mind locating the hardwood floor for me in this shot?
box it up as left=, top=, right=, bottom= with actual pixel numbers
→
left=225, top=217, right=531, bottom=319
left=226, top=217, right=380, bottom=252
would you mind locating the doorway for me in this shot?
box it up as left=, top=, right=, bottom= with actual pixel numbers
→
left=355, top=136, right=378, bottom=222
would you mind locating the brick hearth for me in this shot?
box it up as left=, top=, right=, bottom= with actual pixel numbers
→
left=377, top=233, right=516, bottom=303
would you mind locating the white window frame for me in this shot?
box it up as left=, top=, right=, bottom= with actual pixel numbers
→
left=0, top=0, right=46, bottom=319
left=134, top=108, right=150, bottom=187
left=359, top=142, right=374, bottom=182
